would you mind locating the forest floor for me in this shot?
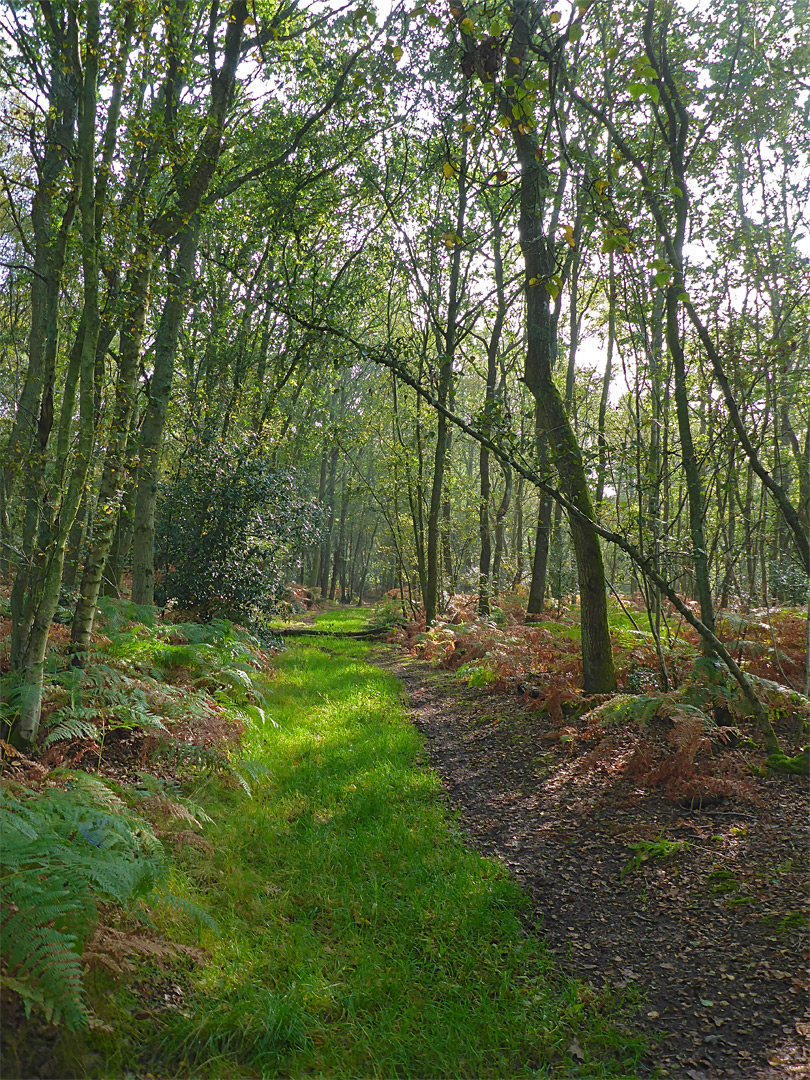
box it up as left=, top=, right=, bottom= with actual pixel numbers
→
left=372, top=650, right=809, bottom=1080
left=3, top=595, right=808, bottom=1078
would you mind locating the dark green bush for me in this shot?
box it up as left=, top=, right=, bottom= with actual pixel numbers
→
left=155, top=443, right=322, bottom=622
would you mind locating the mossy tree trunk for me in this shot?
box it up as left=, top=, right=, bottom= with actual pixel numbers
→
left=72, top=246, right=155, bottom=647
left=131, top=218, right=200, bottom=606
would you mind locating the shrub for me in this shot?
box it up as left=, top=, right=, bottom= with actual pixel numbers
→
left=155, top=443, right=322, bottom=622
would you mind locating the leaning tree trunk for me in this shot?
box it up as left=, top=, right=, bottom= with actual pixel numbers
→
left=463, top=0, right=616, bottom=690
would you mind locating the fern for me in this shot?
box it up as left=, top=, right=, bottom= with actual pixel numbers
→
left=231, top=757, right=272, bottom=797
left=150, top=738, right=232, bottom=774
left=220, top=699, right=279, bottom=729
left=149, top=739, right=269, bottom=796
left=43, top=713, right=100, bottom=748
left=0, top=778, right=168, bottom=1029
left=59, top=771, right=129, bottom=812
left=131, top=771, right=214, bottom=828
left=42, top=662, right=169, bottom=754
left=148, top=888, right=219, bottom=934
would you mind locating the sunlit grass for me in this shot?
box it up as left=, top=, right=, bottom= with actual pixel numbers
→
left=150, top=623, right=643, bottom=1077
left=311, top=606, right=371, bottom=633
left=61, top=613, right=643, bottom=1077
left=266, top=602, right=371, bottom=634
left=528, top=599, right=654, bottom=647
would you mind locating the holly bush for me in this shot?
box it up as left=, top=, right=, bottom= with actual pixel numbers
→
left=155, top=442, right=322, bottom=622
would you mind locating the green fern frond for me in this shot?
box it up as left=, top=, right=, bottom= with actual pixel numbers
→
left=149, top=888, right=219, bottom=935
left=57, top=772, right=128, bottom=813
left=224, top=701, right=279, bottom=728
left=149, top=738, right=231, bottom=774
left=43, top=714, right=100, bottom=748
left=0, top=778, right=172, bottom=1029
left=230, top=756, right=272, bottom=797
left=131, top=772, right=214, bottom=827
left=209, top=665, right=255, bottom=698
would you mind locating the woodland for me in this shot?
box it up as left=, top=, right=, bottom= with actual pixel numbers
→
left=0, top=0, right=809, bottom=1077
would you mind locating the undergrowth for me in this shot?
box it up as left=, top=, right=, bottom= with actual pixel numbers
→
left=391, top=594, right=810, bottom=801
left=1, top=602, right=271, bottom=1041
left=65, top=614, right=645, bottom=1078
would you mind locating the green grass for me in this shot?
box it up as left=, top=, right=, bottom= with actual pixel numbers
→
left=68, top=611, right=644, bottom=1077
left=266, top=603, right=371, bottom=634
left=528, top=600, right=654, bottom=648
left=311, top=606, right=371, bottom=633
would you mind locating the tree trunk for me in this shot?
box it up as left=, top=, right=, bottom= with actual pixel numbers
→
left=72, top=246, right=154, bottom=647
left=131, top=218, right=199, bottom=606
left=511, top=474, right=525, bottom=590
left=309, top=448, right=328, bottom=590
left=425, top=117, right=469, bottom=626
left=492, top=463, right=512, bottom=598
left=319, top=440, right=339, bottom=600
left=527, top=426, right=552, bottom=616
left=477, top=189, right=507, bottom=615
left=666, top=281, right=715, bottom=646
left=13, top=2, right=101, bottom=744
left=595, top=253, right=615, bottom=506
left=503, top=5, right=616, bottom=689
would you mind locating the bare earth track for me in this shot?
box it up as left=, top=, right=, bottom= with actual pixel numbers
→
left=374, top=653, right=810, bottom=1080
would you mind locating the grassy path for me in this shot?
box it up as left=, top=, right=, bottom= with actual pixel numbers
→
left=155, top=617, right=643, bottom=1077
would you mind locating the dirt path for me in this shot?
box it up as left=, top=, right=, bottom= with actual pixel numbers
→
left=374, top=653, right=810, bottom=1080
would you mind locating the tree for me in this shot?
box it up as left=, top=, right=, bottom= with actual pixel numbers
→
left=456, top=0, right=618, bottom=692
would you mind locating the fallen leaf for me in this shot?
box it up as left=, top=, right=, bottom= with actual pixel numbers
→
left=568, top=1038, right=585, bottom=1061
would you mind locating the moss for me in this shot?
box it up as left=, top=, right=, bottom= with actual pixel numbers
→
left=766, top=747, right=810, bottom=777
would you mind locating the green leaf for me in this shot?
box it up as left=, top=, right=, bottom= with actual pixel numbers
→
left=569, top=23, right=583, bottom=42
left=654, top=271, right=671, bottom=288
left=628, top=82, right=645, bottom=100
left=646, top=83, right=659, bottom=104
left=544, top=281, right=560, bottom=298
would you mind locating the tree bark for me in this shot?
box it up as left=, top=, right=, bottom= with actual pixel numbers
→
left=425, top=125, right=468, bottom=627
left=13, top=1, right=101, bottom=743
left=73, top=246, right=155, bottom=646
left=504, top=0, right=616, bottom=691
left=132, top=218, right=200, bottom=605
